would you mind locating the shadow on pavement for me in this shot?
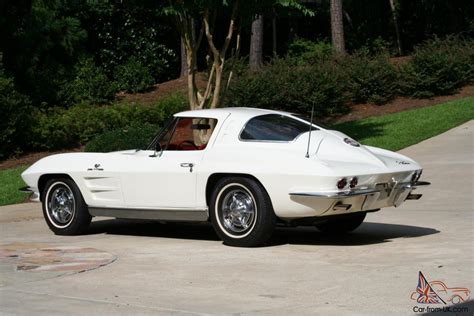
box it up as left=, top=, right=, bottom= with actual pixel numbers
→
left=87, top=219, right=439, bottom=247
left=87, top=219, right=220, bottom=241
left=269, top=222, right=439, bottom=246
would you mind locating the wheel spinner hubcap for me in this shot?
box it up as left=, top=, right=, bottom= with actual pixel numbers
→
left=49, top=185, right=75, bottom=225
left=221, top=189, right=255, bottom=233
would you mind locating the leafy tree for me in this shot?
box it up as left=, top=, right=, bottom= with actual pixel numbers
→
left=86, top=1, right=177, bottom=82
left=166, top=0, right=312, bottom=110
left=1, top=0, right=87, bottom=106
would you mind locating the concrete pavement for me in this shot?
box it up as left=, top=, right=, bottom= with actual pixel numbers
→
left=0, top=121, right=473, bottom=315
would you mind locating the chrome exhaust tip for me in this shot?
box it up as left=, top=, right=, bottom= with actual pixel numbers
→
left=406, top=193, right=422, bottom=200
left=333, top=203, right=352, bottom=211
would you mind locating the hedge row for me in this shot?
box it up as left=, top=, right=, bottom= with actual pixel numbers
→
left=84, top=124, right=159, bottom=153
left=1, top=93, right=186, bottom=159
left=2, top=37, right=473, bottom=158
left=227, top=37, right=474, bottom=115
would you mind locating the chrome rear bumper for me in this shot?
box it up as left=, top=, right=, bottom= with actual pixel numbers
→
left=289, top=181, right=430, bottom=215
left=289, top=188, right=380, bottom=199
left=289, top=181, right=430, bottom=199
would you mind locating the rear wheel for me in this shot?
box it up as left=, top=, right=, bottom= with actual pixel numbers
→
left=315, top=212, right=366, bottom=234
left=210, top=177, right=275, bottom=247
left=41, top=178, right=91, bottom=235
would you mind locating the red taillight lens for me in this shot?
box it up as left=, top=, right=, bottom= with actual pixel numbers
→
left=337, top=178, right=347, bottom=190
left=349, top=177, right=358, bottom=188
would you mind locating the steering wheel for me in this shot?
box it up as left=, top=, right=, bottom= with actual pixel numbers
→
left=177, top=140, right=198, bottom=150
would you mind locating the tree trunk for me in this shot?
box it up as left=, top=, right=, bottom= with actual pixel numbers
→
left=389, top=0, right=403, bottom=55
left=178, top=2, right=239, bottom=110
left=203, top=3, right=239, bottom=109
left=272, top=12, right=277, bottom=55
left=180, top=38, right=187, bottom=77
left=330, top=0, right=345, bottom=54
left=249, top=15, right=264, bottom=70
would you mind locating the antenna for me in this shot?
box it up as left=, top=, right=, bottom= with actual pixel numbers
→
left=305, top=105, right=314, bottom=158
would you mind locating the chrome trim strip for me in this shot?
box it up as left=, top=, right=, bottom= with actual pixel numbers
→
left=289, top=188, right=380, bottom=199
left=88, top=207, right=209, bottom=222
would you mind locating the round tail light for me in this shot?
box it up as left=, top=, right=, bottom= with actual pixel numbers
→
left=337, top=178, right=347, bottom=190
left=349, top=177, right=358, bottom=188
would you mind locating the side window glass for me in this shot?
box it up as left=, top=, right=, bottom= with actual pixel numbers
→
left=165, top=118, right=217, bottom=151
left=240, top=114, right=316, bottom=141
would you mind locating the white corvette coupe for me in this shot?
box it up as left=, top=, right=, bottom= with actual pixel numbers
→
left=21, top=107, right=429, bottom=247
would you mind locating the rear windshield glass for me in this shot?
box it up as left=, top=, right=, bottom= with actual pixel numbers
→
left=240, top=114, right=317, bottom=142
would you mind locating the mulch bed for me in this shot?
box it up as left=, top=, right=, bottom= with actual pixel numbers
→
left=328, top=85, right=474, bottom=123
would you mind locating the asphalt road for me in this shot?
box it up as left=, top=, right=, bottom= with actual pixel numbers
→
left=1, top=121, right=473, bottom=315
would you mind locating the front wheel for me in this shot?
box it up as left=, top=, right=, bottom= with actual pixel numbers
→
left=315, top=212, right=366, bottom=234
left=209, top=177, right=276, bottom=247
left=41, top=178, right=91, bottom=235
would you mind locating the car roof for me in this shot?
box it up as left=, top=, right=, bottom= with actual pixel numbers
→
left=175, top=107, right=292, bottom=120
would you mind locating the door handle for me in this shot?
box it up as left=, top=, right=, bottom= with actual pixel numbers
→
left=180, top=163, right=194, bottom=172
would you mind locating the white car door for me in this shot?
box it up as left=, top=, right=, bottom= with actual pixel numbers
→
left=120, top=150, right=203, bottom=209
left=120, top=117, right=218, bottom=209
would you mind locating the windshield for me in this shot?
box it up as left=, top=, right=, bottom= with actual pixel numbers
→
left=147, top=116, right=176, bottom=150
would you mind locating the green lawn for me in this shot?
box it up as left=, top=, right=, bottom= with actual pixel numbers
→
left=0, top=97, right=473, bottom=206
left=332, top=97, right=474, bottom=151
left=0, top=165, right=29, bottom=206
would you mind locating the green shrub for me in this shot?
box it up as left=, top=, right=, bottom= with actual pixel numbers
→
left=31, top=107, right=78, bottom=150
left=30, top=93, right=187, bottom=151
left=114, top=57, right=155, bottom=93
left=400, top=37, right=474, bottom=97
left=227, top=57, right=348, bottom=116
left=287, top=38, right=332, bottom=64
left=342, top=53, right=399, bottom=104
left=357, top=37, right=391, bottom=56
left=84, top=124, right=158, bottom=152
left=60, top=58, right=118, bottom=105
left=0, top=75, right=35, bottom=159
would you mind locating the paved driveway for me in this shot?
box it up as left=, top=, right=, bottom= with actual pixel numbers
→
left=1, top=121, right=473, bottom=315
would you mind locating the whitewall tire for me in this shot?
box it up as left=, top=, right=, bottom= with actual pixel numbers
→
left=210, top=177, right=275, bottom=247
left=42, top=178, right=91, bottom=235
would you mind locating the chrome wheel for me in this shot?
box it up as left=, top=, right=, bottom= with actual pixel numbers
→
left=220, top=187, right=256, bottom=234
left=46, top=183, right=75, bottom=227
